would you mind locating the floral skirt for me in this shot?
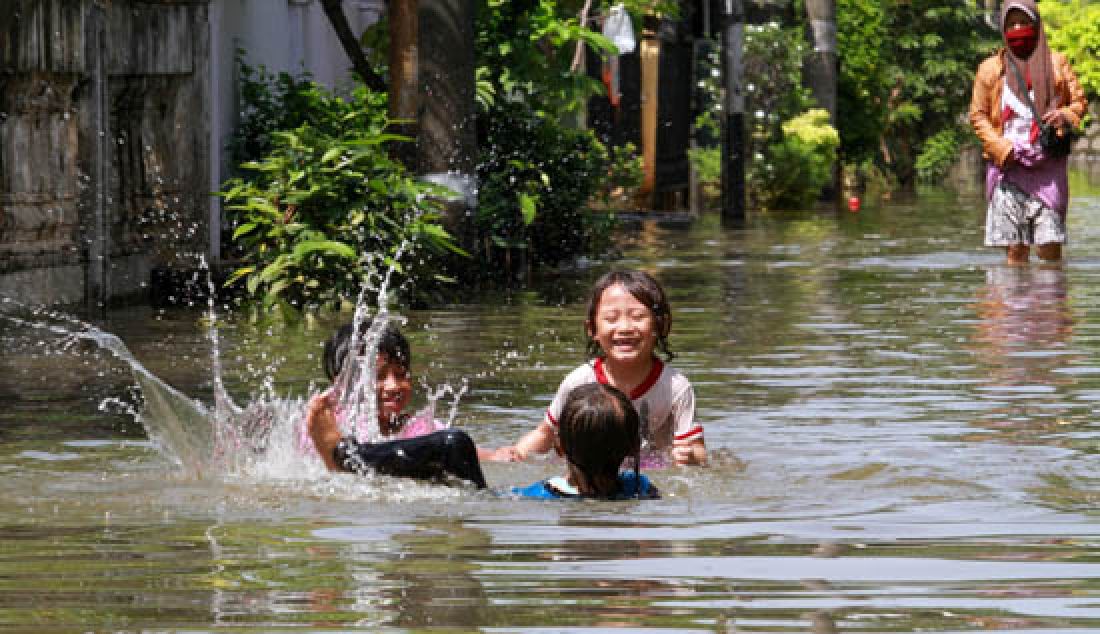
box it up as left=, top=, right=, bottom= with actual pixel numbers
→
left=985, top=181, right=1066, bottom=247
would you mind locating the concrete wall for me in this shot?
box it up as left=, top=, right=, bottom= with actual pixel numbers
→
left=1069, top=102, right=1100, bottom=183
left=0, top=0, right=212, bottom=308
left=0, top=0, right=383, bottom=308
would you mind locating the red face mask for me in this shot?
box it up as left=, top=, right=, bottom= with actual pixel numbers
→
left=1005, top=24, right=1038, bottom=58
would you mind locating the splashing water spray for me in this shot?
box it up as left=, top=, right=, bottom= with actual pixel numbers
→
left=1, top=211, right=472, bottom=486
left=0, top=296, right=219, bottom=477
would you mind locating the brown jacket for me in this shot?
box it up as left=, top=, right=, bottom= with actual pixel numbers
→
left=969, top=49, right=1088, bottom=167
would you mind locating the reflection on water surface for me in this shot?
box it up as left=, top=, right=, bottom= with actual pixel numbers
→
left=4, top=181, right=1100, bottom=631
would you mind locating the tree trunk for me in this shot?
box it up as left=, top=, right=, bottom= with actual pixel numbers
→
left=318, top=0, right=387, bottom=92
left=389, top=0, right=419, bottom=166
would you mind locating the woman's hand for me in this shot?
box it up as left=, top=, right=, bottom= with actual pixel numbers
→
left=1041, top=108, right=1069, bottom=128
left=1012, top=142, right=1045, bottom=168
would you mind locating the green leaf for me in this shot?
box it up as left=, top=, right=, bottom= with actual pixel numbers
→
left=518, top=192, right=537, bottom=225
left=225, top=266, right=255, bottom=286
left=232, top=222, right=258, bottom=239
left=290, top=240, right=358, bottom=260
left=258, top=259, right=289, bottom=283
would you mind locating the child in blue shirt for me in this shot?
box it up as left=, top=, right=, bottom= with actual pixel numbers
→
left=512, top=383, right=659, bottom=500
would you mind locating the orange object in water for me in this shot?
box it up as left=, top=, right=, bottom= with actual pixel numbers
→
left=847, top=196, right=861, bottom=212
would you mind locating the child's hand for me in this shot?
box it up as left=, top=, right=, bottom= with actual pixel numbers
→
left=1041, top=108, right=1069, bottom=128
left=307, top=391, right=335, bottom=418
left=672, top=441, right=707, bottom=466
left=307, top=392, right=342, bottom=471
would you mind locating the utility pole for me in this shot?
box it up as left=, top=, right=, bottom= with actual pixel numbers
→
left=803, top=0, right=837, bottom=122
left=719, top=0, right=745, bottom=225
left=803, top=0, right=837, bottom=199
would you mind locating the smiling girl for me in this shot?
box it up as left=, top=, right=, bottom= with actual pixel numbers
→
left=506, top=269, right=706, bottom=466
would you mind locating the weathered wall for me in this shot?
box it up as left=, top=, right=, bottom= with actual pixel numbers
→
left=0, top=0, right=210, bottom=308
left=1069, top=102, right=1100, bottom=182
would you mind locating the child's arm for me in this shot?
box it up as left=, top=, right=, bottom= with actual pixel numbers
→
left=306, top=392, right=342, bottom=471
left=511, top=416, right=557, bottom=460
left=477, top=445, right=520, bottom=462
left=672, top=438, right=707, bottom=466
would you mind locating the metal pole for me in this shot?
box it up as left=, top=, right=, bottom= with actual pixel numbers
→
left=85, top=2, right=110, bottom=315
left=720, top=0, right=745, bottom=225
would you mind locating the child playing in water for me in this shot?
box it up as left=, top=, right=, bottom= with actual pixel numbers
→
left=512, top=383, right=659, bottom=499
left=504, top=269, right=706, bottom=466
left=306, top=319, right=490, bottom=488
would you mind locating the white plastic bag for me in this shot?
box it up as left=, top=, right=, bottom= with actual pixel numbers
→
left=602, top=4, right=635, bottom=55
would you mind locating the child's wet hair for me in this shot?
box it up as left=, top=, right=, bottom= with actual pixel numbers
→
left=557, top=383, right=642, bottom=498
left=323, top=319, right=410, bottom=382
left=585, top=269, right=673, bottom=360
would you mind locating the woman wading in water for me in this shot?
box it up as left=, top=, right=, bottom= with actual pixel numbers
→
left=969, top=0, right=1087, bottom=265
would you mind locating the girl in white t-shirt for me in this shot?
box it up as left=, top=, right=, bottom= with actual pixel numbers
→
left=501, top=269, right=706, bottom=466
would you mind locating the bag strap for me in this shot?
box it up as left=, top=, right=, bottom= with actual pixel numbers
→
left=1005, top=54, right=1044, bottom=123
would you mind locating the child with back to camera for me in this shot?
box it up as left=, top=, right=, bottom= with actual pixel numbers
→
left=512, top=383, right=659, bottom=499
left=502, top=269, right=706, bottom=467
left=306, top=319, right=495, bottom=488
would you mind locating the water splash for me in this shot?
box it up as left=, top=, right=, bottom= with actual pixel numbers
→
left=1, top=296, right=218, bottom=476
left=0, top=243, right=472, bottom=484
left=421, top=377, right=469, bottom=429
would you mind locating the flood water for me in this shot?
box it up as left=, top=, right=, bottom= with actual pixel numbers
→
left=4, top=175, right=1100, bottom=632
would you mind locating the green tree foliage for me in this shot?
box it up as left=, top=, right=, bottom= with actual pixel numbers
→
left=759, top=109, right=840, bottom=209
left=222, top=67, right=460, bottom=310
left=835, top=0, right=889, bottom=168
left=477, top=100, right=614, bottom=273
left=837, top=0, right=998, bottom=187
left=472, top=0, right=654, bottom=274
left=1042, top=0, right=1100, bottom=99
left=691, top=24, right=838, bottom=209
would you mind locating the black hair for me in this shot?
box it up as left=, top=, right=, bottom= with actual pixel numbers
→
left=557, top=383, right=642, bottom=499
left=322, top=319, right=410, bottom=383
left=584, top=269, right=673, bottom=360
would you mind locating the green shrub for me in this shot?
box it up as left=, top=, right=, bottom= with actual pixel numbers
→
left=915, top=126, right=966, bottom=184
left=693, top=25, right=836, bottom=209
left=476, top=100, right=616, bottom=273
left=227, top=61, right=343, bottom=168
left=751, top=109, right=840, bottom=210
left=1043, top=0, right=1100, bottom=100
left=221, top=80, right=461, bottom=311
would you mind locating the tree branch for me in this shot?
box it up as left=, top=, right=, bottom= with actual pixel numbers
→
left=319, top=0, right=388, bottom=92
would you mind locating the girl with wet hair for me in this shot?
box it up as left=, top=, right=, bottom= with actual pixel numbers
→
left=969, top=0, right=1087, bottom=264
left=322, top=320, right=410, bottom=384
left=512, top=383, right=659, bottom=499
left=306, top=319, right=492, bottom=488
